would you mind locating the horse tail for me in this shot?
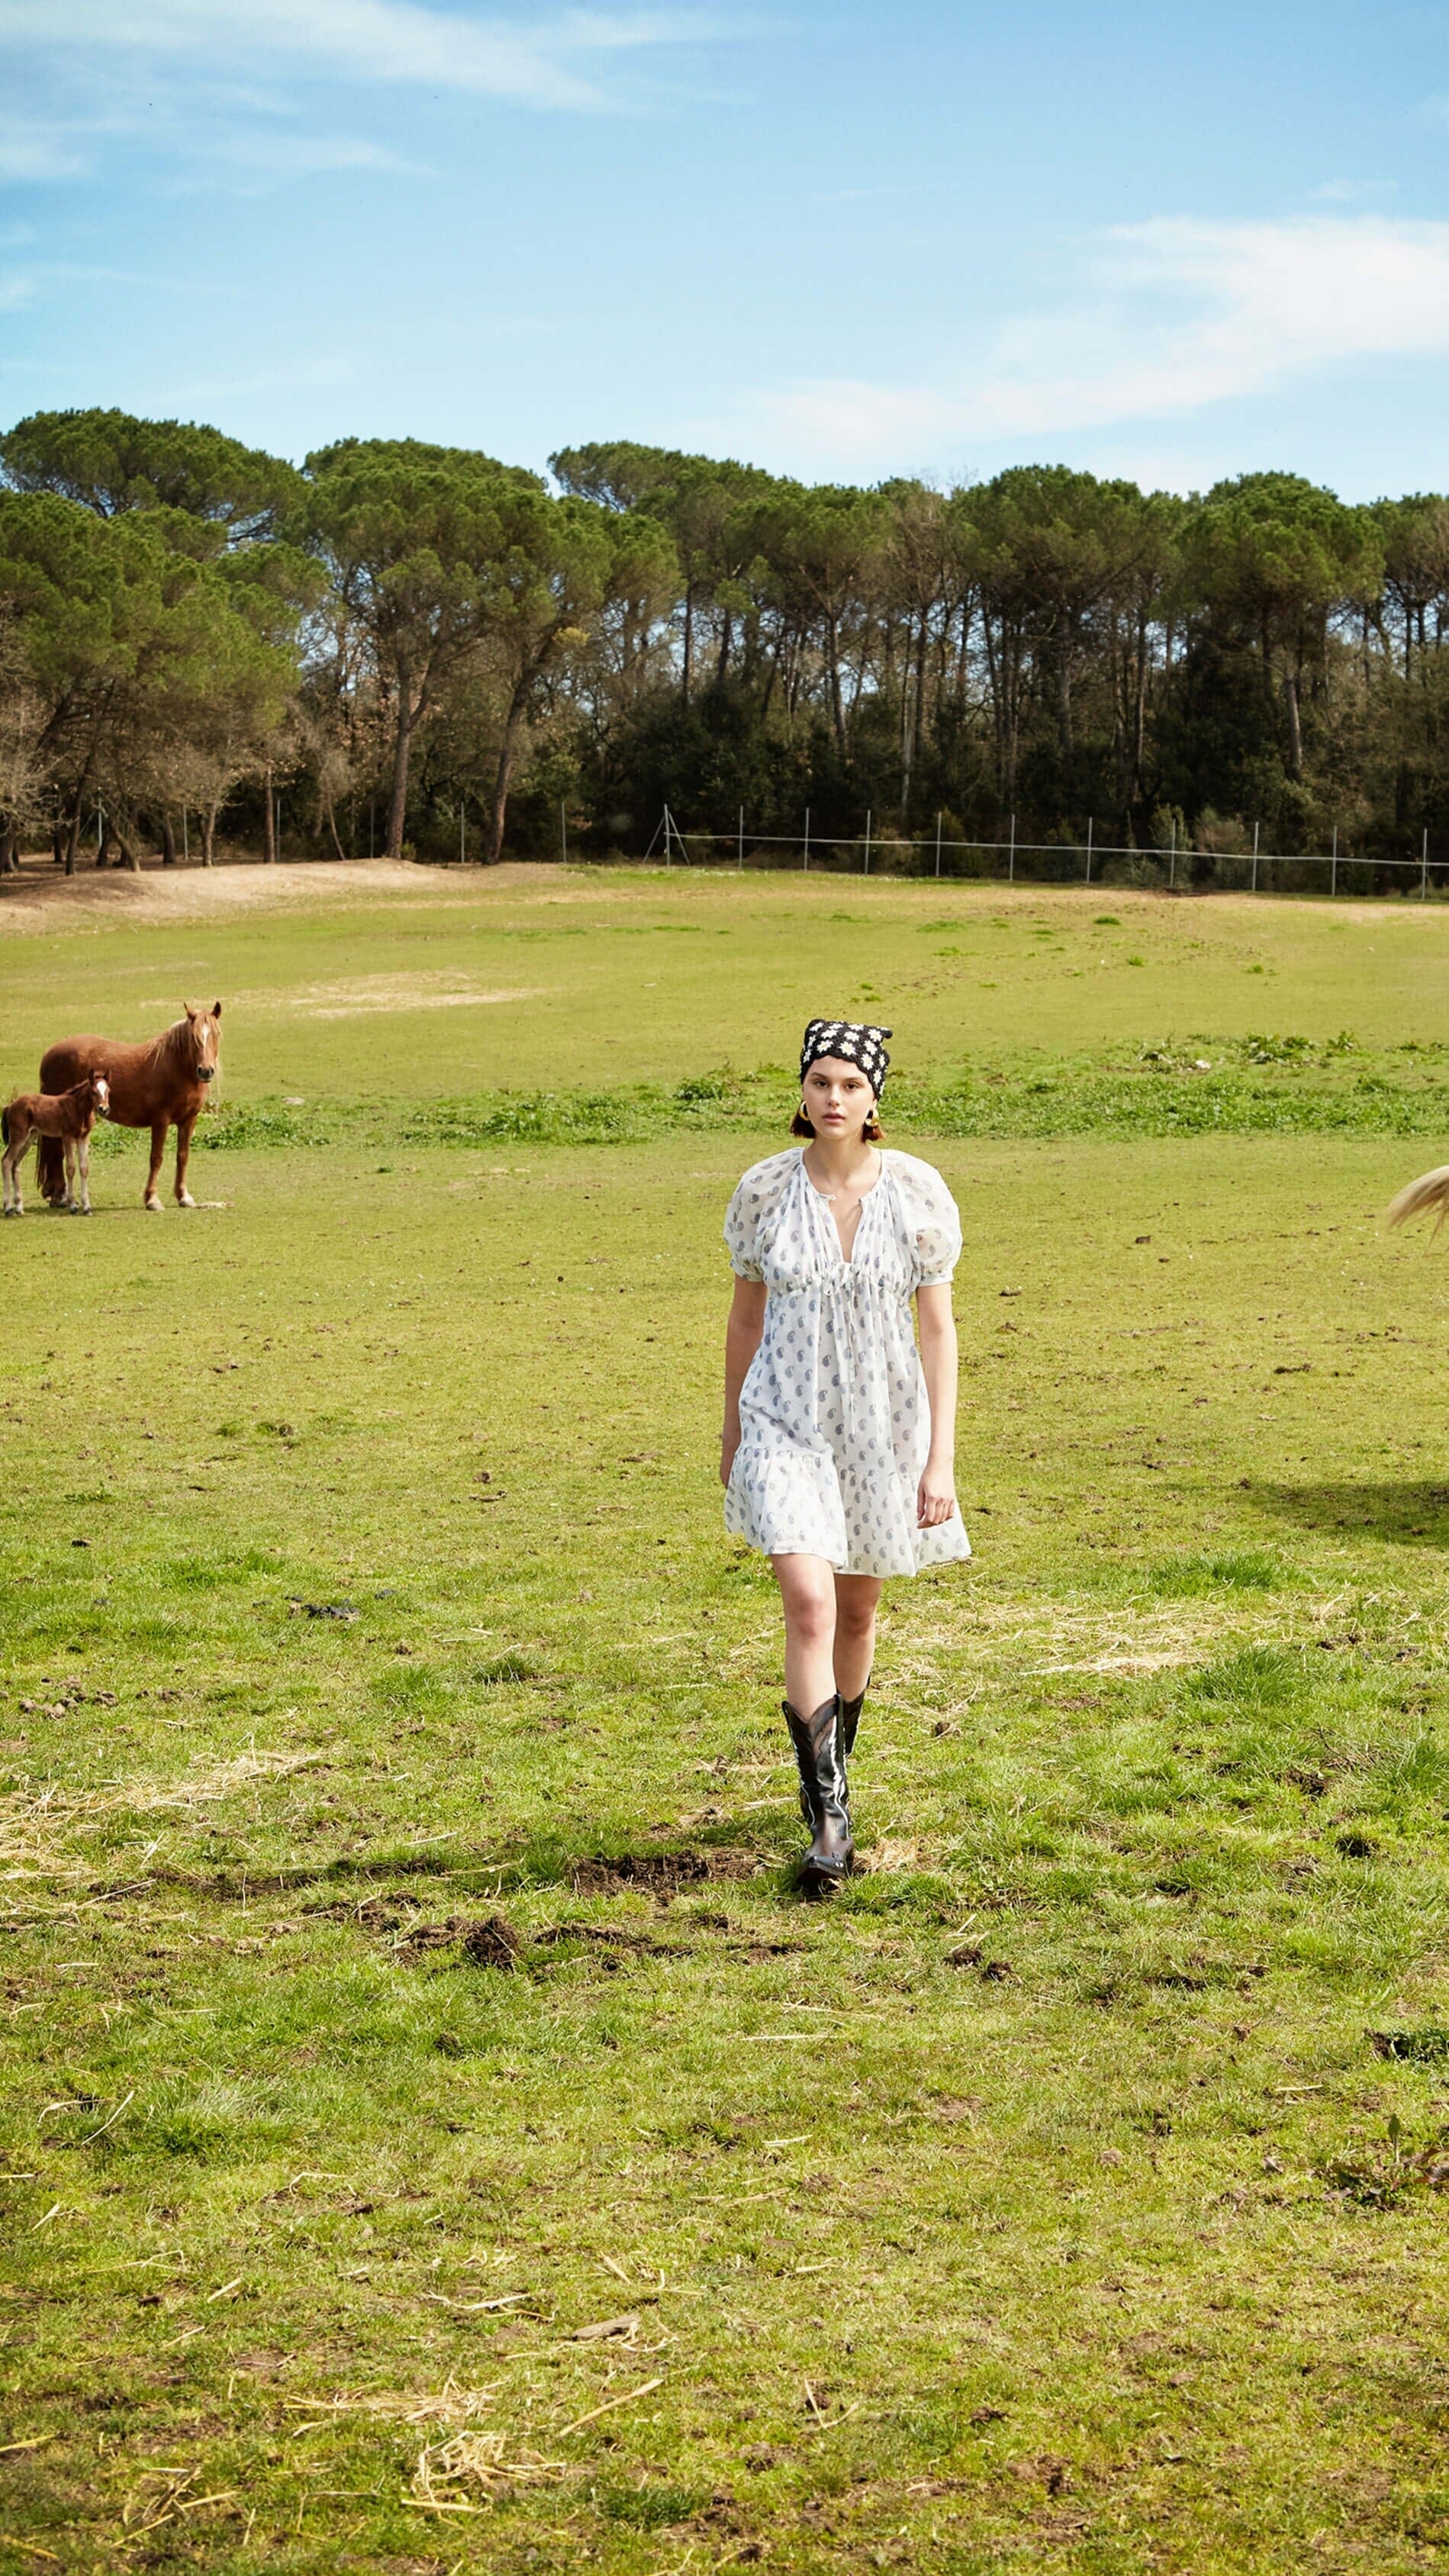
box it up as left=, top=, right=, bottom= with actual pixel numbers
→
left=1387, top=1163, right=1449, bottom=1235
left=1, top=1106, right=8, bottom=1149
left=37, top=1135, right=66, bottom=1201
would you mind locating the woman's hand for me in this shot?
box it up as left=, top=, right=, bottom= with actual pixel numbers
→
left=914, top=1288, right=959, bottom=1530
left=720, top=1431, right=740, bottom=1489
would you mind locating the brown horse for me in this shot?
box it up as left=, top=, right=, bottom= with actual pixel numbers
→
left=37, top=1004, right=221, bottom=1212
left=3, top=1072, right=110, bottom=1215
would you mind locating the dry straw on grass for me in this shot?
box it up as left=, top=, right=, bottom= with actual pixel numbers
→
left=410, top=2430, right=564, bottom=2512
left=0, top=1749, right=317, bottom=1890
left=281, top=2378, right=498, bottom=2429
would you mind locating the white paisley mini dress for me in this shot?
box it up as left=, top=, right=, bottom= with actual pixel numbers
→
left=723, top=1146, right=971, bottom=1579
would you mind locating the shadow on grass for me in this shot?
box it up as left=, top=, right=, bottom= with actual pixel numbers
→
left=136, top=1826, right=788, bottom=1904
left=1247, top=1481, right=1449, bottom=1546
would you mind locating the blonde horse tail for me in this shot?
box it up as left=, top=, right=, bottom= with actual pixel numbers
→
left=1386, top=1164, right=1449, bottom=1235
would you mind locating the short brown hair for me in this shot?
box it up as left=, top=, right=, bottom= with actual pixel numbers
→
left=792, top=1107, right=884, bottom=1142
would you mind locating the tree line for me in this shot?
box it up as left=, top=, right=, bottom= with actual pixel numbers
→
left=2, top=405, right=1448, bottom=879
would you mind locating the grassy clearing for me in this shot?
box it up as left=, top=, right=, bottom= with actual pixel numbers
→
left=3, top=871, right=1449, bottom=2571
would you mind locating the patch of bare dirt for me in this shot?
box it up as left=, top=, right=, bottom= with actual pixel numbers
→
left=0, top=855, right=595, bottom=934
left=572, top=1849, right=762, bottom=1897
left=225, top=972, right=549, bottom=1017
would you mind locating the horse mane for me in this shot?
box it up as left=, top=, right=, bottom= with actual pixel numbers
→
left=150, top=1017, right=190, bottom=1070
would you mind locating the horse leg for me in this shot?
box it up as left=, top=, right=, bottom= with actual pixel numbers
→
left=2, top=1139, right=14, bottom=1215
left=145, top=1121, right=169, bottom=1212
left=63, top=1134, right=79, bottom=1212
left=174, top=1111, right=198, bottom=1208
left=77, top=1130, right=92, bottom=1214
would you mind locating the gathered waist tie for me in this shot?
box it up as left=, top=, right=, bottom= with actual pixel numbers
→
left=820, top=1274, right=871, bottom=1442
left=767, top=1275, right=904, bottom=1446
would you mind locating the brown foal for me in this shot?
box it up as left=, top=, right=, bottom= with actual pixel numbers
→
left=37, top=1003, right=221, bottom=1211
left=2, top=1072, right=111, bottom=1216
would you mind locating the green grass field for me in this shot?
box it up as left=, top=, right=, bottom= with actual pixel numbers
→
left=5, top=864, right=1449, bottom=2573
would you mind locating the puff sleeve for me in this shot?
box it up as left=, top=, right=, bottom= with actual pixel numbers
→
left=723, top=1151, right=796, bottom=1282
left=892, top=1153, right=962, bottom=1288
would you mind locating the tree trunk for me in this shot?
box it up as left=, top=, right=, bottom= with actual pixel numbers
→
left=761, top=624, right=786, bottom=722
left=1132, top=612, right=1149, bottom=805
left=64, top=756, right=97, bottom=876
left=201, top=804, right=217, bottom=868
left=110, top=801, right=143, bottom=872
left=826, top=612, right=846, bottom=754
left=485, top=682, right=531, bottom=866
left=1055, top=637, right=1074, bottom=758
left=385, top=675, right=421, bottom=862
left=715, top=611, right=733, bottom=688
left=980, top=612, right=1003, bottom=799
left=0, top=824, right=16, bottom=875
left=262, top=763, right=277, bottom=864
left=913, top=613, right=929, bottom=767
left=160, top=813, right=177, bottom=867
left=1283, top=663, right=1304, bottom=780
left=681, top=585, right=694, bottom=710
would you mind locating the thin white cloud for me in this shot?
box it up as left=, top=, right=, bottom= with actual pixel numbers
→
left=1309, top=178, right=1394, bottom=205
left=0, top=118, right=86, bottom=178
left=759, top=216, right=1449, bottom=467
left=0, top=0, right=719, bottom=112
left=211, top=131, right=432, bottom=176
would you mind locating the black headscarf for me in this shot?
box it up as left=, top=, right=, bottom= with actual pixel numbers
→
left=800, top=1019, right=893, bottom=1098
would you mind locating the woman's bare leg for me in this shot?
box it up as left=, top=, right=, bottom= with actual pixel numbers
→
left=771, top=1553, right=837, bottom=1714
left=832, top=1574, right=881, bottom=1702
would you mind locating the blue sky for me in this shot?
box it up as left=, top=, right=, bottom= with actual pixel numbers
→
left=3, top=0, right=1449, bottom=497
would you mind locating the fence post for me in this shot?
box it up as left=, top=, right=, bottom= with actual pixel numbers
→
left=182, top=808, right=188, bottom=864
left=738, top=805, right=744, bottom=870
left=1423, top=827, right=1430, bottom=900
left=1008, top=812, right=1016, bottom=885
left=559, top=799, right=566, bottom=865
left=935, top=810, right=942, bottom=879
left=1251, top=820, right=1258, bottom=894
left=1085, top=816, right=1093, bottom=886
left=1169, top=816, right=1176, bottom=890
left=1330, top=822, right=1336, bottom=899
left=803, top=808, right=810, bottom=872
left=275, top=795, right=282, bottom=861
left=863, top=808, right=871, bottom=875
left=369, top=801, right=375, bottom=860
left=663, top=804, right=672, bottom=867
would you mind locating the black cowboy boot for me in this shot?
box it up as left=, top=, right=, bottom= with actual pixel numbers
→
left=838, top=1680, right=868, bottom=1765
left=784, top=1695, right=853, bottom=1892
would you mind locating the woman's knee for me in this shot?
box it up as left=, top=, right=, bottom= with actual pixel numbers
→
left=778, top=1574, right=835, bottom=1643
left=835, top=1587, right=880, bottom=1642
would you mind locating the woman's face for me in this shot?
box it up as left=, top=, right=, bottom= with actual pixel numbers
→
left=803, top=1056, right=875, bottom=1139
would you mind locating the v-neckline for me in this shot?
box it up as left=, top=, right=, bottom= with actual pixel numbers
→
left=801, top=1148, right=884, bottom=1268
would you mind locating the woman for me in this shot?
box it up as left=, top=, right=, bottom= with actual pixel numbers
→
left=721, top=1019, right=969, bottom=1894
